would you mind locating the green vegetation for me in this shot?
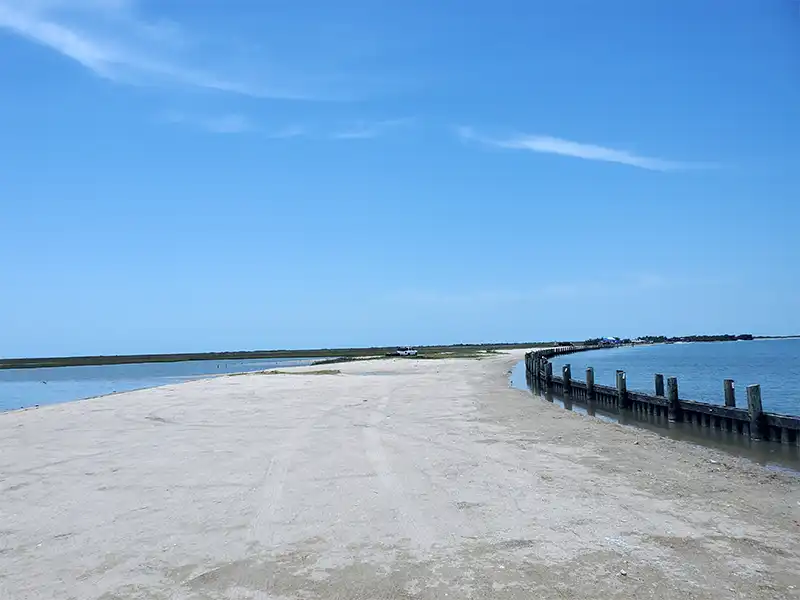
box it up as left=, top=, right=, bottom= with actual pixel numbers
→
left=638, top=334, right=753, bottom=343
left=306, top=347, right=516, bottom=365
left=258, top=369, right=341, bottom=376
left=416, top=350, right=495, bottom=359
left=1, top=342, right=546, bottom=370
left=582, top=334, right=754, bottom=345
left=310, top=356, right=364, bottom=366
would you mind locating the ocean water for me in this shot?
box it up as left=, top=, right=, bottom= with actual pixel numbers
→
left=0, top=357, right=321, bottom=412
left=547, top=339, right=800, bottom=416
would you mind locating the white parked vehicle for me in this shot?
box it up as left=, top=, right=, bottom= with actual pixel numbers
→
left=395, top=347, right=418, bottom=357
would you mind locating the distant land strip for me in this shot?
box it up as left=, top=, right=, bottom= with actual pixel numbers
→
left=0, top=343, right=544, bottom=370
left=2, top=335, right=795, bottom=369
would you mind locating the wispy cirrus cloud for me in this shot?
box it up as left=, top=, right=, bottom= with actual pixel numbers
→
left=162, top=111, right=256, bottom=134
left=0, top=0, right=342, bottom=99
left=267, top=125, right=307, bottom=139
left=160, top=113, right=411, bottom=140
left=329, top=118, right=413, bottom=140
left=457, top=126, right=703, bottom=172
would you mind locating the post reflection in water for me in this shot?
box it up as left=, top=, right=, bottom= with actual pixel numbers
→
left=512, top=360, right=800, bottom=474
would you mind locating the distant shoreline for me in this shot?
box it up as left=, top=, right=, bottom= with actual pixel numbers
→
left=0, top=343, right=541, bottom=370
left=3, top=336, right=796, bottom=370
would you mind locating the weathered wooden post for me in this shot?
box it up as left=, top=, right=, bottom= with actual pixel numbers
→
left=586, top=367, right=595, bottom=399
left=545, top=362, right=553, bottom=388
left=616, top=370, right=628, bottom=409
left=667, top=377, right=681, bottom=422
left=724, top=379, right=735, bottom=407
left=654, top=373, right=665, bottom=396
left=562, top=364, right=572, bottom=396
left=746, top=384, right=765, bottom=440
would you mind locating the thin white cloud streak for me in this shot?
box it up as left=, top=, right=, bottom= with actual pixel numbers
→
left=268, top=125, right=306, bottom=139
left=261, top=119, right=410, bottom=140
left=160, top=114, right=410, bottom=139
left=0, top=0, right=327, bottom=99
left=457, top=127, right=702, bottom=172
left=162, top=111, right=256, bottom=134
left=330, top=118, right=413, bottom=140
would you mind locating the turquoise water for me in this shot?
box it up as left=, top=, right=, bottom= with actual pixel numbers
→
left=0, top=357, right=320, bottom=412
left=547, top=339, right=800, bottom=416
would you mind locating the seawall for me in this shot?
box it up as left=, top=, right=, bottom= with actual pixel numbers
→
left=526, top=345, right=800, bottom=445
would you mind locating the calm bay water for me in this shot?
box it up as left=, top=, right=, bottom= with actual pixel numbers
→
left=0, top=357, right=321, bottom=412
left=547, top=339, right=800, bottom=416
left=510, top=339, right=800, bottom=472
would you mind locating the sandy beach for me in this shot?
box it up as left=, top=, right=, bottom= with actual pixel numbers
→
left=1, top=350, right=799, bottom=599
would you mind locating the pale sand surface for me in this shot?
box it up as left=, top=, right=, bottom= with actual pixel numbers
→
left=1, top=350, right=799, bottom=599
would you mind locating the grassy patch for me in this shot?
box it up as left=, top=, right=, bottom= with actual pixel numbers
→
left=261, top=369, right=342, bottom=376
left=416, top=349, right=502, bottom=360
left=311, top=356, right=383, bottom=366
left=227, top=369, right=341, bottom=377
left=2, top=343, right=544, bottom=370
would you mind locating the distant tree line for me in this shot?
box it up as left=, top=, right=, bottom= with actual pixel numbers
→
left=580, top=334, right=753, bottom=346
left=640, top=334, right=753, bottom=343
left=581, top=337, right=631, bottom=345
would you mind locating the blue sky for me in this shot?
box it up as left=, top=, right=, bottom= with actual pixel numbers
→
left=1, top=0, right=799, bottom=357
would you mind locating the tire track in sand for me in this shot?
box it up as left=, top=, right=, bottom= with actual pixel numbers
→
left=247, top=399, right=347, bottom=549
left=361, top=387, right=437, bottom=550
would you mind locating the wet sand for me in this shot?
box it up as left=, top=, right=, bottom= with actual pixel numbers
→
left=1, top=350, right=799, bottom=599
